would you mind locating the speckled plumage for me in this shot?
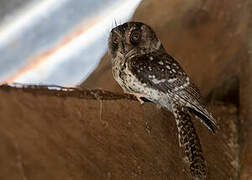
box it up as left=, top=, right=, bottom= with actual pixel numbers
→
left=108, top=22, right=217, bottom=179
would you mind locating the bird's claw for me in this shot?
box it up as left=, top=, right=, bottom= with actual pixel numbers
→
left=128, top=92, right=145, bottom=105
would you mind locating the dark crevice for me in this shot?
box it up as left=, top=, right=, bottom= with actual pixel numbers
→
left=206, top=76, right=239, bottom=106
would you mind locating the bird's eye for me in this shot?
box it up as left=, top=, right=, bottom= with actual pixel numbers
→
left=130, top=30, right=141, bottom=45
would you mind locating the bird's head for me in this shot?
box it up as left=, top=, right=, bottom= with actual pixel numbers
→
left=108, top=22, right=164, bottom=62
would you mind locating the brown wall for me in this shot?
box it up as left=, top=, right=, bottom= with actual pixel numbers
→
left=0, top=86, right=239, bottom=179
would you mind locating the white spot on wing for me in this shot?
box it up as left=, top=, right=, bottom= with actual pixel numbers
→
left=152, top=78, right=166, bottom=84
left=168, top=78, right=177, bottom=83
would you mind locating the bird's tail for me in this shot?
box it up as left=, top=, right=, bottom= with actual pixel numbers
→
left=187, top=103, right=217, bottom=133
left=172, top=104, right=207, bottom=179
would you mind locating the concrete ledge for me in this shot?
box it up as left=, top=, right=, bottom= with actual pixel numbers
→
left=0, top=85, right=238, bottom=179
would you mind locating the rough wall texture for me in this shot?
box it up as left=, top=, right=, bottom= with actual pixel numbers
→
left=0, top=86, right=238, bottom=180
left=240, top=0, right=252, bottom=179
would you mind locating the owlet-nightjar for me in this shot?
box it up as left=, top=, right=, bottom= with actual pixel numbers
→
left=108, top=22, right=217, bottom=179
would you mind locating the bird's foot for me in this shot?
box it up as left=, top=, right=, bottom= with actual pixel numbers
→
left=128, top=92, right=145, bottom=105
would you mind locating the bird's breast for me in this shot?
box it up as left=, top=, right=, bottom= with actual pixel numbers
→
left=112, top=56, right=174, bottom=112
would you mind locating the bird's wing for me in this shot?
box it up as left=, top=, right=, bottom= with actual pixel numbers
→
left=128, top=52, right=200, bottom=100
left=128, top=52, right=217, bottom=132
left=128, top=52, right=190, bottom=92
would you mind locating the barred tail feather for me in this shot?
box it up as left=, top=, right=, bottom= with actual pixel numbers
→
left=172, top=105, right=207, bottom=179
